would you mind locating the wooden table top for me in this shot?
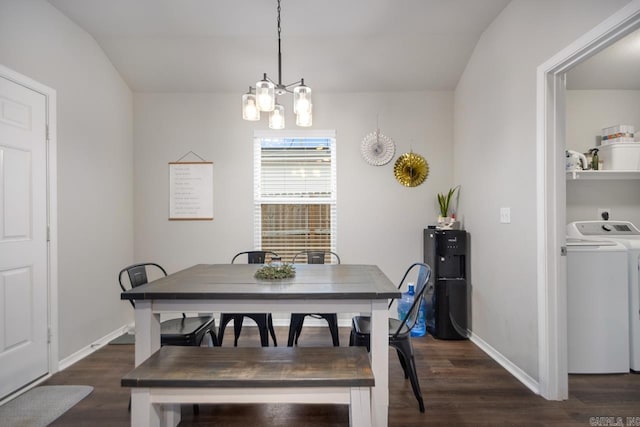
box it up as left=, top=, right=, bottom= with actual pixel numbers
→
left=121, top=346, right=375, bottom=388
left=121, top=264, right=399, bottom=301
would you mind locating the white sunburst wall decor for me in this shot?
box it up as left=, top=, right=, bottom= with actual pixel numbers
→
left=360, top=129, right=396, bottom=166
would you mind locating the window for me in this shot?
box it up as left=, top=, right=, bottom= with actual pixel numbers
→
left=254, top=131, right=337, bottom=263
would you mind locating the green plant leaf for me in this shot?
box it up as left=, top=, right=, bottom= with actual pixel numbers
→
left=437, top=185, right=459, bottom=217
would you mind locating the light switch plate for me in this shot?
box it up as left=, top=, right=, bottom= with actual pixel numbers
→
left=500, top=207, right=511, bottom=224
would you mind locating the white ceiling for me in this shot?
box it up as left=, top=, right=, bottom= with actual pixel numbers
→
left=47, top=0, right=512, bottom=93
left=46, top=0, right=640, bottom=93
left=567, top=28, right=640, bottom=90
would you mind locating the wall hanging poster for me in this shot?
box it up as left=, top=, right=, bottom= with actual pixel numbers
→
left=168, top=161, right=213, bottom=220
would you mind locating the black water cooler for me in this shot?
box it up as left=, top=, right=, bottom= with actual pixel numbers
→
left=423, top=229, right=469, bottom=340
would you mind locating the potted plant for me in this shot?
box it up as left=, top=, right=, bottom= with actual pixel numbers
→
left=437, top=185, right=460, bottom=229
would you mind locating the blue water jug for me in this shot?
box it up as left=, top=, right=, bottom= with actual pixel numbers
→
left=397, top=283, right=426, bottom=337
left=397, top=283, right=414, bottom=323
left=412, top=299, right=427, bottom=337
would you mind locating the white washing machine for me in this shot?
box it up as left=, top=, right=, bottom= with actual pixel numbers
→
left=565, top=237, right=629, bottom=373
left=568, top=220, right=640, bottom=372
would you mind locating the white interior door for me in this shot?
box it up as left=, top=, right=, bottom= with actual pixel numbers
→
left=0, top=75, right=49, bottom=399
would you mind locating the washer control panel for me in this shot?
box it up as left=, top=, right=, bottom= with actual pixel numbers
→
left=568, top=221, right=640, bottom=237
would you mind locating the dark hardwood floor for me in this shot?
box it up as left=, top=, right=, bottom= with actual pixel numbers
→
left=42, top=326, right=640, bottom=426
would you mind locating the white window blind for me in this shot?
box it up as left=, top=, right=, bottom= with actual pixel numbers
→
left=254, top=132, right=337, bottom=263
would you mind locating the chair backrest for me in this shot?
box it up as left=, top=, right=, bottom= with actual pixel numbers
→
left=292, top=250, right=341, bottom=264
left=391, top=262, right=431, bottom=338
left=118, top=262, right=168, bottom=308
left=231, top=250, right=279, bottom=264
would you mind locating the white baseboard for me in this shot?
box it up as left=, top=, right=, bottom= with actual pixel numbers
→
left=468, top=331, right=540, bottom=395
left=57, top=317, right=352, bottom=372
left=58, top=323, right=133, bottom=371
left=57, top=318, right=351, bottom=373
left=51, top=322, right=541, bottom=402
left=1, top=324, right=133, bottom=406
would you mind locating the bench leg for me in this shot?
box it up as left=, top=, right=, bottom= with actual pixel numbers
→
left=131, top=389, right=160, bottom=427
left=131, top=390, right=181, bottom=427
left=161, top=403, right=181, bottom=427
left=370, top=300, right=389, bottom=426
left=349, top=387, right=372, bottom=427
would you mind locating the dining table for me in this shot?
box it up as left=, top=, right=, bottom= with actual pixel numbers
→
left=121, top=263, right=400, bottom=427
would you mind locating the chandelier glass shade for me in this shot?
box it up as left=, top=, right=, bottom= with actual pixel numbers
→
left=241, top=0, right=312, bottom=129
left=255, top=75, right=275, bottom=112
left=269, top=104, right=285, bottom=129
left=293, top=82, right=311, bottom=114
left=242, top=88, right=260, bottom=121
left=296, top=102, right=312, bottom=127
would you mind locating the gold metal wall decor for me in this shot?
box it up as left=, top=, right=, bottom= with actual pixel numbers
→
left=393, top=152, right=429, bottom=187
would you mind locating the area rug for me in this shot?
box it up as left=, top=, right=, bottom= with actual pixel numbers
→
left=0, top=385, right=93, bottom=427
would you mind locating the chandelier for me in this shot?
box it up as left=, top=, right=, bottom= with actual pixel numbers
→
left=241, top=0, right=312, bottom=129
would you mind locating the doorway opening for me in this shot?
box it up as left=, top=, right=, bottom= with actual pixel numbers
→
left=536, top=1, right=640, bottom=400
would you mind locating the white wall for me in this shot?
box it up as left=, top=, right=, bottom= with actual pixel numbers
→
left=0, top=1, right=134, bottom=359
left=133, top=91, right=454, bottom=322
left=2, top=0, right=632, bottom=381
left=566, top=89, right=640, bottom=226
left=566, top=90, right=640, bottom=152
left=566, top=179, right=640, bottom=225
left=453, top=0, right=630, bottom=380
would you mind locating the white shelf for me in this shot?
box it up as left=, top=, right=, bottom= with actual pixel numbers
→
left=566, top=170, right=640, bottom=180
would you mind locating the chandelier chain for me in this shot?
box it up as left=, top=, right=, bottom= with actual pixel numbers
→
left=277, top=0, right=281, bottom=40
left=276, top=0, right=283, bottom=86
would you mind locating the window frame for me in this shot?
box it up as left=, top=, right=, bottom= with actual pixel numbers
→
left=253, top=130, right=337, bottom=261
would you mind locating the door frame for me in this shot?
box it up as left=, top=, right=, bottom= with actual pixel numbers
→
left=536, top=0, right=640, bottom=400
left=0, top=65, right=58, bottom=396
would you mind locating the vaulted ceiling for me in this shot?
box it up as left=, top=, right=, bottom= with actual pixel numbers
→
left=47, top=0, right=640, bottom=93
left=47, top=0, right=511, bottom=93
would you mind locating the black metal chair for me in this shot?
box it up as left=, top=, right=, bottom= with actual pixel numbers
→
left=218, top=251, right=279, bottom=347
left=118, top=262, right=218, bottom=347
left=288, top=250, right=341, bottom=347
left=119, top=262, right=219, bottom=413
left=349, top=262, right=431, bottom=413
left=291, top=250, right=341, bottom=265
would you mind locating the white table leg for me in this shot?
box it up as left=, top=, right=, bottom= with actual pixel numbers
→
left=134, top=301, right=161, bottom=366
left=349, top=386, right=372, bottom=427
left=131, top=388, right=160, bottom=427
left=370, top=299, right=389, bottom=427
left=162, top=404, right=180, bottom=427
left=133, top=302, right=167, bottom=426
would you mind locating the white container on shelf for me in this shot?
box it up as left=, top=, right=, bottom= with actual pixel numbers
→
left=602, top=124, right=634, bottom=138
left=601, top=137, right=635, bottom=144
left=598, top=142, right=640, bottom=171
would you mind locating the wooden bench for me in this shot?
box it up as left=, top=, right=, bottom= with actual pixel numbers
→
left=122, top=346, right=375, bottom=427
